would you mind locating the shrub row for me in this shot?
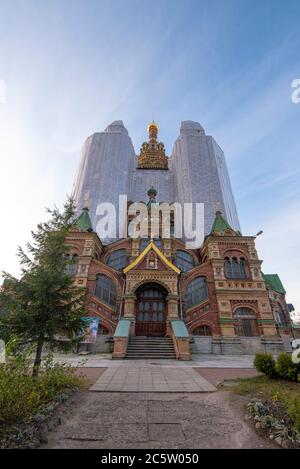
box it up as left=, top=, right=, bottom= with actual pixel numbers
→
left=254, top=352, right=300, bottom=382
left=0, top=352, right=83, bottom=425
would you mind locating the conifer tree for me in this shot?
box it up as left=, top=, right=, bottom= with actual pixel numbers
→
left=0, top=197, right=86, bottom=377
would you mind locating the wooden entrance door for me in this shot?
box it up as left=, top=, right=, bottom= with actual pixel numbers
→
left=135, top=284, right=167, bottom=337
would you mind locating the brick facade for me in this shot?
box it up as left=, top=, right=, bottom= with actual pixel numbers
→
left=67, top=213, right=294, bottom=355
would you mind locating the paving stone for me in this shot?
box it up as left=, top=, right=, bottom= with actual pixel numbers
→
left=90, top=366, right=216, bottom=393
left=148, top=423, right=185, bottom=442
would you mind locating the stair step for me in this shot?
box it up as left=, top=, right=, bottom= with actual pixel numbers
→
left=126, top=336, right=176, bottom=359
left=127, top=349, right=174, bottom=352
left=127, top=345, right=174, bottom=347
left=127, top=352, right=176, bottom=354
left=127, top=344, right=174, bottom=347
left=128, top=342, right=173, bottom=347
left=129, top=341, right=173, bottom=344
left=127, top=350, right=175, bottom=352
left=130, top=338, right=172, bottom=340
left=125, top=355, right=176, bottom=360
left=128, top=345, right=173, bottom=350
left=126, top=354, right=176, bottom=357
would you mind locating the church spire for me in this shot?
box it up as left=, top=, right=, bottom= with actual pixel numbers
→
left=75, top=193, right=93, bottom=232
left=210, top=203, right=236, bottom=236
left=137, top=121, right=168, bottom=170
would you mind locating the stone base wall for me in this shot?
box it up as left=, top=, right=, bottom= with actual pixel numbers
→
left=212, top=337, right=242, bottom=355
left=191, top=336, right=286, bottom=355
left=280, top=334, right=293, bottom=352
left=191, top=337, right=212, bottom=354
left=95, top=335, right=114, bottom=353
left=260, top=337, right=285, bottom=354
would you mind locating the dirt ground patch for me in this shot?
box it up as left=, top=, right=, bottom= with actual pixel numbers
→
left=42, top=389, right=277, bottom=449
left=196, top=368, right=260, bottom=386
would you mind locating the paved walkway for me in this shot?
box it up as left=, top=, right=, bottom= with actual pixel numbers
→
left=90, top=366, right=216, bottom=392
left=43, top=391, right=276, bottom=449
left=51, top=353, right=256, bottom=368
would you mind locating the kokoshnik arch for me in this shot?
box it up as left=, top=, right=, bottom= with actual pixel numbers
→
left=67, top=120, right=298, bottom=359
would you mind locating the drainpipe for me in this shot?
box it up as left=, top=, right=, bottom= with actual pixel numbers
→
left=178, top=273, right=185, bottom=321
left=118, top=274, right=126, bottom=321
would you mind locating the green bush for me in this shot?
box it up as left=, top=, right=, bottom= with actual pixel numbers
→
left=254, top=353, right=277, bottom=378
left=0, top=351, right=83, bottom=426
left=276, top=352, right=300, bottom=382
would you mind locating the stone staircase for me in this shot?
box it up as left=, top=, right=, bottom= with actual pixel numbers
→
left=125, top=336, right=176, bottom=359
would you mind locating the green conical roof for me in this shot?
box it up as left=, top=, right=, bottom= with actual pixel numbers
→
left=210, top=210, right=235, bottom=235
left=75, top=207, right=93, bottom=232
left=262, top=273, right=286, bottom=295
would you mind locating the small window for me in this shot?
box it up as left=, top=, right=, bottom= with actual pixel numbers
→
left=107, top=249, right=127, bottom=271
left=225, top=257, right=247, bottom=279
left=94, top=274, right=116, bottom=309
left=175, top=250, right=195, bottom=272
left=186, top=277, right=208, bottom=309
left=65, top=254, right=78, bottom=276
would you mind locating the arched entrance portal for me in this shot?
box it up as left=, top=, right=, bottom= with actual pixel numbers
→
left=135, top=283, right=168, bottom=336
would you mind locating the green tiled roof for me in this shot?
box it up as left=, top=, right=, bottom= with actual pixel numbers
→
left=75, top=207, right=93, bottom=232
left=263, top=273, right=286, bottom=295
left=210, top=210, right=235, bottom=235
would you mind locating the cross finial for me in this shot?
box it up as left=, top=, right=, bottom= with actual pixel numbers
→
left=147, top=120, right=159, bottom=140
left=215, top=202, right=222, bottom=214
left=83, top=191, right=89, bottom=210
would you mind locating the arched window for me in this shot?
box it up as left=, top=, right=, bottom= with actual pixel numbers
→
left=65, top=254, right=78, bottom=276
left=186, top=277, right=208, bottom=309
left=225, top=257, right=247, bottom=279
left=175, top=250, right=195, bottom=272
left=107, top=249, right=127, bottom=271
left=192, top=325, right=211, bottom=336
left=234, top=307, right=258, bottom=337
left=94, top=274, right=116, bottom=309
left=275, top=304, right=288, bottom=327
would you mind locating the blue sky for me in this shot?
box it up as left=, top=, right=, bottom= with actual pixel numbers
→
left=0, top=0, right=299, bottom=314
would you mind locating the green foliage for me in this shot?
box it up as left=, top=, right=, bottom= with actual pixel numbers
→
left=276, top=352, right=300, bottom=382
left=233, top=375, right=300, bottom=442
left=254, top=353, right=277, bottom=378
left=0, top=197, right=87, bottom=376
left=287, top=397, right=300, bottom=432
left=0, top=349, right=83, bottom=426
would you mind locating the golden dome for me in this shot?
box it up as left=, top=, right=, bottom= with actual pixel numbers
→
left=137, top=120, right=168, bottom=170
left=147, top=120, right=159, bottom=133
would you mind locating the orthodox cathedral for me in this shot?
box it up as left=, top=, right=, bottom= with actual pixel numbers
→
left=67, top=121, right=297, bottom=359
